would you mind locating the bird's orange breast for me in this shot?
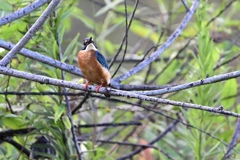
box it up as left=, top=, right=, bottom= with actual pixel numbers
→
left=78, top=50, right=110, bottom=86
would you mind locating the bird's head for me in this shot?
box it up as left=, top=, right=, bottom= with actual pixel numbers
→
left=83, top=37, right=98, bottom=50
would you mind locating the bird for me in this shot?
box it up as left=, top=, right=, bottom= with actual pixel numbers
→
left=78, top=37, right=111, bottom=94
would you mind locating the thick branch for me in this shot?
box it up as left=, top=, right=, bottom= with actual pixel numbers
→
left=0, top=128, right=35, bottom=139
left=0, top=39, right=83, bottom=77
left=0, top=0, right=50, bottom=26
left=0, top=66, right=239, bottom=117
left=3, top=138, right=30, bottom=157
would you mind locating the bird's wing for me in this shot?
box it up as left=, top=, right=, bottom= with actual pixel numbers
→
left=95, top=51, right=109, bottom=70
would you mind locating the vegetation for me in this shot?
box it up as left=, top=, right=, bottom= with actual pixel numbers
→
left=0, top=0, right=239, bottom=159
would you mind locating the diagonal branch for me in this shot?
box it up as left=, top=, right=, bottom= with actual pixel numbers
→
left=117, top=120, right=179, bottom=160
left=0, top=66, right=239, bottom=117
left=0, top=0, right=51, bottom=26
left=78, top=138, right=174, bottom=159
left=206, top=0, right=237, bottom=27
left=181, top=0, right=190, bottom=12
left=0, top=0, right=61, bottom=66
left=3, top=137, right=30, bottom=157
left=112, top=0, right=199, bottom=85
left=223, top=118, right=240, bottom=159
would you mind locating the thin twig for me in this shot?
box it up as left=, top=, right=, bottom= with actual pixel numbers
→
left=148, top=37, right=193, bottom=84
left=107, top=57, right=183, bottom=63
left=181, top=0, right=189, bottom=12
left=111, top=0, right=138, bottom=77
left=0, top=0, right=61, bottom=66
left=78, top=121, right=141, bottom=128
left=72, top=92, right=91, bottom=114
left=223, top=118, right=240, bottom=159
left=109, top=0, right=139, bottom=70
left=5, top=76, right=14, bottom=113
left=117, top=120, right=179, bottom=160
left=56, top=22, right=82, bottom=159
left=106, top=96, right=235, bottom=152
left=78, top=138, right=174, bottom=160
left=206, top=0, right=237, bottom=27
left=140, top=106, right=239, bottom=153
left=214, top=53, right=240, bottom=70
left=85, top=139, right=159, bottom=150
left=112, top=0, right=199, bottom=84
left=144, top=33, right=164, bottom=84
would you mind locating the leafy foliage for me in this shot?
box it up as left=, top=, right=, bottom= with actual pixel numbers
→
left=0, top=0, right=239, bottom=159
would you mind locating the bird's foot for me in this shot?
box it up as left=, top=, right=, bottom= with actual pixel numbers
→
left=84, top=81, right=91, bottom=90
left=96, top=83, right=103, bottom=92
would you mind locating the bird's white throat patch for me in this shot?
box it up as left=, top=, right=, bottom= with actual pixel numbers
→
left=86, top=43, right=97, bottom=51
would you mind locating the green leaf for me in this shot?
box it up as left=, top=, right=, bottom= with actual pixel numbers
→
left=2, top=114, right=23, bottom=129
left=221, top=79, right=237, bottom=108
left=62, top=115, right=71, bottom=130
left=130, top=21, right=159, bottom=43
left=98, top=20, right=124, bottom=40
left=0, top=2, right=12, bottom=15
left=62, top=33, right=80, bottom=63
left=73, top=10, right=94, bottom=29
left=54, top=104, right=66, bottom=123
left=95, top=0, right=123, bottom=17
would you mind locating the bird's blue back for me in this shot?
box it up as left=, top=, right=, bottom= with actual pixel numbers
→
left=95, top=51, right=109, bottom=70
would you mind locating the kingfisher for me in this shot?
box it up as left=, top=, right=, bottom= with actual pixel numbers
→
left=78, top=37, right=111, bottom=94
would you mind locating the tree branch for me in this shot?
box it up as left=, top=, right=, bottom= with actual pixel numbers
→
left=111, top=0, right=199, bottom=86
left=110, top=0, right=139, bottom=77
left=0, top=128, right=35, bottom=139
left=0, top=91, right=85, bottom=96
left=0, top=0, right=61, bottom=66
left=181, top=0, right=189, bottom=12
left=223, top=118, right=240, bottom=159
left=117, top=120, right=179, bottom=160
left=0, top=0, right=50, bottom=26
left=0, top=66, right=239, bottom=117
left=78, top=121, right=141, bottom=128
left=206, top=0, right=237, bottom=27
left=214, top=53, right=240, bottom=70
left=56, top=21, right=82, bottom=159
left=133, top=70, right=240, bottom=95
left=0, top=39, right=83, bottom=77
left=78, top=138, right=174, bottom=159
left=3, top=137, right=30, bottom=157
